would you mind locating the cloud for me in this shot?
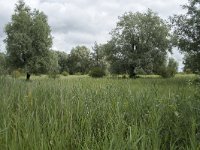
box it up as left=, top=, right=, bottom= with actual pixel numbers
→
left=0, top=0, right=188, bottom=70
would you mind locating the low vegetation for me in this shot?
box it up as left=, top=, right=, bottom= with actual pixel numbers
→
left=89, top=67, right=106, bottom=78
left=0, top=75, right=199, bottom=149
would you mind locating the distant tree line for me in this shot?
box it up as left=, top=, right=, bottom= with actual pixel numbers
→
left=0, top=0, right=199, bottom=79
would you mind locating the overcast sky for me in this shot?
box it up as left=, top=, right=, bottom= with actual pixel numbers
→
left=0, top=0, right=188, bottom=70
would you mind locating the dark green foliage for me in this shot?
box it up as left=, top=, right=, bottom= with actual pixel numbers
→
left=106, top=9, right=170, bottom=77
left=5, top=0, right=32, bottom=71
left=136, top=68, right=146, bottom=75
left=55, top=51, right=69, bottom=73
left=68, top=46, right=92, bottom=74
left=47, top=52, right=59, bottom=79
left=193, top=76, right=200, bottom=85
left=171, top=0, right=200, bottom=74
left=184, top=53, right=200, bottom=73
left=91, top=42, right=107, bottom=70
left=89, top=67, right=106, bottom=78
left=185, top=68, right=193, bottom=74
left=4, top=0, right=54, bottom=79
left=159, top=67, right=175, bottom=78
left=159, top=58, right=178, bottom=78
left=62, top=71, right=69, bottom=76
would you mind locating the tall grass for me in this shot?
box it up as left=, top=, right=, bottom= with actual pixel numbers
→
left=0, top=76, right=199, bottom=149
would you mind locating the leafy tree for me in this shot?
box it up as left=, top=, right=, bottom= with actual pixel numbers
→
left=159, top=58, right=178, bottom=78
left=150, top=50, right=167, bottom=74
left=28, top=10, right=53, bottom=74
left=168, top=58, right=178, bottom=72
left=183, top=52, right=200, bottom=73
left=55, top=51, right=69, bottom=73
left=5, top=0, right=32, bottom=75
left=4, top=0, right=53, bottom=80
left=104, top=39, right=130, bottom=75
left=107, top=9, right=171, bottom=77
left=48, top=51, right=59, bottom=78
left=91, top=42, right=107, bottom=70
left=68, top=46, right=92, bottom=74
left=171, top=0, right=200, bottom=73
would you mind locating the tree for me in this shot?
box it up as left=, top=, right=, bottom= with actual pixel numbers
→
left=107, top=9, right=171, bottom=77
left=4, top=0, right=53, bottom=80
left=48, top=51, right=59, bottom=78
left=171, top=0, right=200, bottom=73
left=168, top=58, right=178, bottom=72
left=159, top=58, right=178, bottom=78
left=151, top=50, right=167, bottom=74
left=68, top=46, right=92, bottom=74
left=55, top=51, right=69, bottom=73
left=91, top=42, right=107, bottom=70
left=104, top=40, right=128, bottom=75
left=183, top=52, right=200, bottom=73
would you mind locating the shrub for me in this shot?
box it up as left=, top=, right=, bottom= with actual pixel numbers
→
left=159, top=58, right=178, bottom=78
left=11, top=70, right=21, bottom=78
left=136, top=68, right=146, bottom=75
left=185, top=68, right=193, bottom=74
left=89, top=67, right=106, bottom=78
left=159, top=67, right=176, bottom=78
left=122, top=74, right=128, bottom=79
left=75, top=72, right=82, bottom=75
left=48, top=72, right=60, bottom=79
left=193, top=76, right=200, bottom=85
left=62, top=71, right=69, bottom=76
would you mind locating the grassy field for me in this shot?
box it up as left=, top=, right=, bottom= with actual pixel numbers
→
left=0, top=75, right=199, bottom=149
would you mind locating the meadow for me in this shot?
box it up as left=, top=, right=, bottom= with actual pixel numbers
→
left=0, top=75, right=199, bottom=149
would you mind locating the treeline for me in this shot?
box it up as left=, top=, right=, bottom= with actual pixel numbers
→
left=0, top=0, right=199, bottom=79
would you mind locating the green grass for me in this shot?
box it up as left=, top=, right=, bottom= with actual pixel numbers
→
left=0, top=75, right=199, bottom=149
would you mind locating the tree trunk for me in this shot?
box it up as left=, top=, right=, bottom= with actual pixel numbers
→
left=129, top=65, right=136, bottom=78
left=26, top=73, right=31, bottom=80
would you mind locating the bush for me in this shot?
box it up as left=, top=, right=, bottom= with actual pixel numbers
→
left=136, top=68, right=146, bottom=75
left=89, top=67, right=106, bottom=78
left=193, top=76, right=200, bottom=85
left=62, top=71, right=69, bottom=76
left=122, top=74, right=128, bottom=79
left=158, top=58, right=178, bottom=78
left=159, top=67, right=176, bottom=78
left=48, top=72, right=60, bottom=79
left=11, top=70, right=21, bottom=78
left=185, top=68, right=193, bottom=74
left=75, top=72, right=82, bottom=75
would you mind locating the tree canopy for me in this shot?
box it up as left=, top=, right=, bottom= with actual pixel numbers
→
left=4, top=1, right=195, bottom=78
left=171, top=0, right=200, bottom=73
left=4, top=0, right=54, bottom=79
left=91, top=42, right=107, bottom=70
left=106, top=9, right=171, bottom=77
left=68, top=46, right=91, bottom=74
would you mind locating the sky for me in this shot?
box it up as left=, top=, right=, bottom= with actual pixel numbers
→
left=0, top=0, right=188, bottom=71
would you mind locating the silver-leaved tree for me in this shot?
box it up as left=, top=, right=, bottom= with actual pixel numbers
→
left=4, top=0, right=57, bottom=80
